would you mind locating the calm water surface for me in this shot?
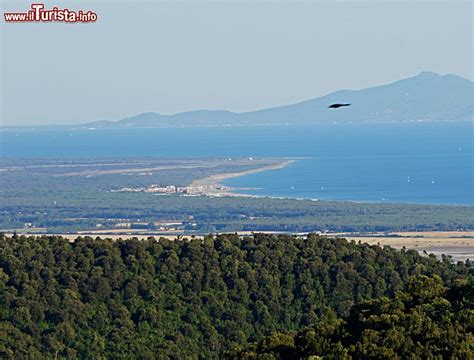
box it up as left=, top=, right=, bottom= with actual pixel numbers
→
left=1, top=122, right=472, bottom=205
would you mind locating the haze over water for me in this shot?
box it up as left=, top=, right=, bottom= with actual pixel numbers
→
left=1, top=122, right=472, bottom=205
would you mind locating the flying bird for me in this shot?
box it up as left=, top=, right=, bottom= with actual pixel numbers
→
left=328, top=103, right=351, bottom=109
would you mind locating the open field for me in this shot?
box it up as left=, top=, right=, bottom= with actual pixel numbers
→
left=329, top=231, right=474, bottom=262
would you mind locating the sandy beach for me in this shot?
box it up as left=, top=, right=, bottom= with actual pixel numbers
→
left=189, top=159, right=295, bottom=196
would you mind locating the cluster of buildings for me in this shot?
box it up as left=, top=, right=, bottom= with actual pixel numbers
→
left=112, top=184, right=229, bottom=196
left=112, top=184, right=188, bottom=194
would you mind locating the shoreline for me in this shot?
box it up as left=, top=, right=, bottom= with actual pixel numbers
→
left=189, top=159, right=295, bottom=197
left=187, top=160, right=473, bottom=205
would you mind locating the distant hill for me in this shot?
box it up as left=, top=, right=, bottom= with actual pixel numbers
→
left=78, top=71, right=473, bottom=129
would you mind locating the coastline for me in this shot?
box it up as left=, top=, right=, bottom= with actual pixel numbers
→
left=189, top=159, right=295, bottom=197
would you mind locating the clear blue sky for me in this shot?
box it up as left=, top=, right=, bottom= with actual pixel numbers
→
left=1, top=0, right=472, bottom=126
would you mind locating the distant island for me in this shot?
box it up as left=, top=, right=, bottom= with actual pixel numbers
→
left=68, top=71, right=472, bottom=129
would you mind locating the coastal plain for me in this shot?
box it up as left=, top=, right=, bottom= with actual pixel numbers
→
left=1, top=157, right=473, bottom=261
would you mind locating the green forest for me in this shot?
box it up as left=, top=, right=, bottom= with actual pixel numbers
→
left=2, top=194, right=473, bottom=233
left=0, top=233, right=472, bottom=358
left=228, top=275, right=473, bottom=359
left=1, top=158, right=473, bottom=233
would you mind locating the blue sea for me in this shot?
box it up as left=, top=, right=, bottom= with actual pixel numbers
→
left=1, top=122, right=472, bottom=205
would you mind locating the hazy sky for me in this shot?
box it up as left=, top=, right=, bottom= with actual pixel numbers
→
left=1, top=0, right=472, bottom=126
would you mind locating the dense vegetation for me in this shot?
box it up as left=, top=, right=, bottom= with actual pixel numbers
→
left=0, top=233, right=471, bottom=358
left=227, top=275, right=473, bottom=359
left=1, top=158, right=473, bottom=233
left=2, top=192, right=473, bottom=233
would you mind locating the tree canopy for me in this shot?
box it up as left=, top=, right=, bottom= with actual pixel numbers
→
left=227, top=275, right=473, bottom=359
left=0, top=233, right=471, bottom=358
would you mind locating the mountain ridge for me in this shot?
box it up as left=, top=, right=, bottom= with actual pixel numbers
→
left=74, top=71, right=473, bottom=129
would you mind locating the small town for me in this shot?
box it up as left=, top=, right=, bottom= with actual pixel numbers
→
left=111, top=183, right=230, bottom=196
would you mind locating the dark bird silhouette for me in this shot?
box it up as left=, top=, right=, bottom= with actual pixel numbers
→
left=328, top=103, right=351, bottom=109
